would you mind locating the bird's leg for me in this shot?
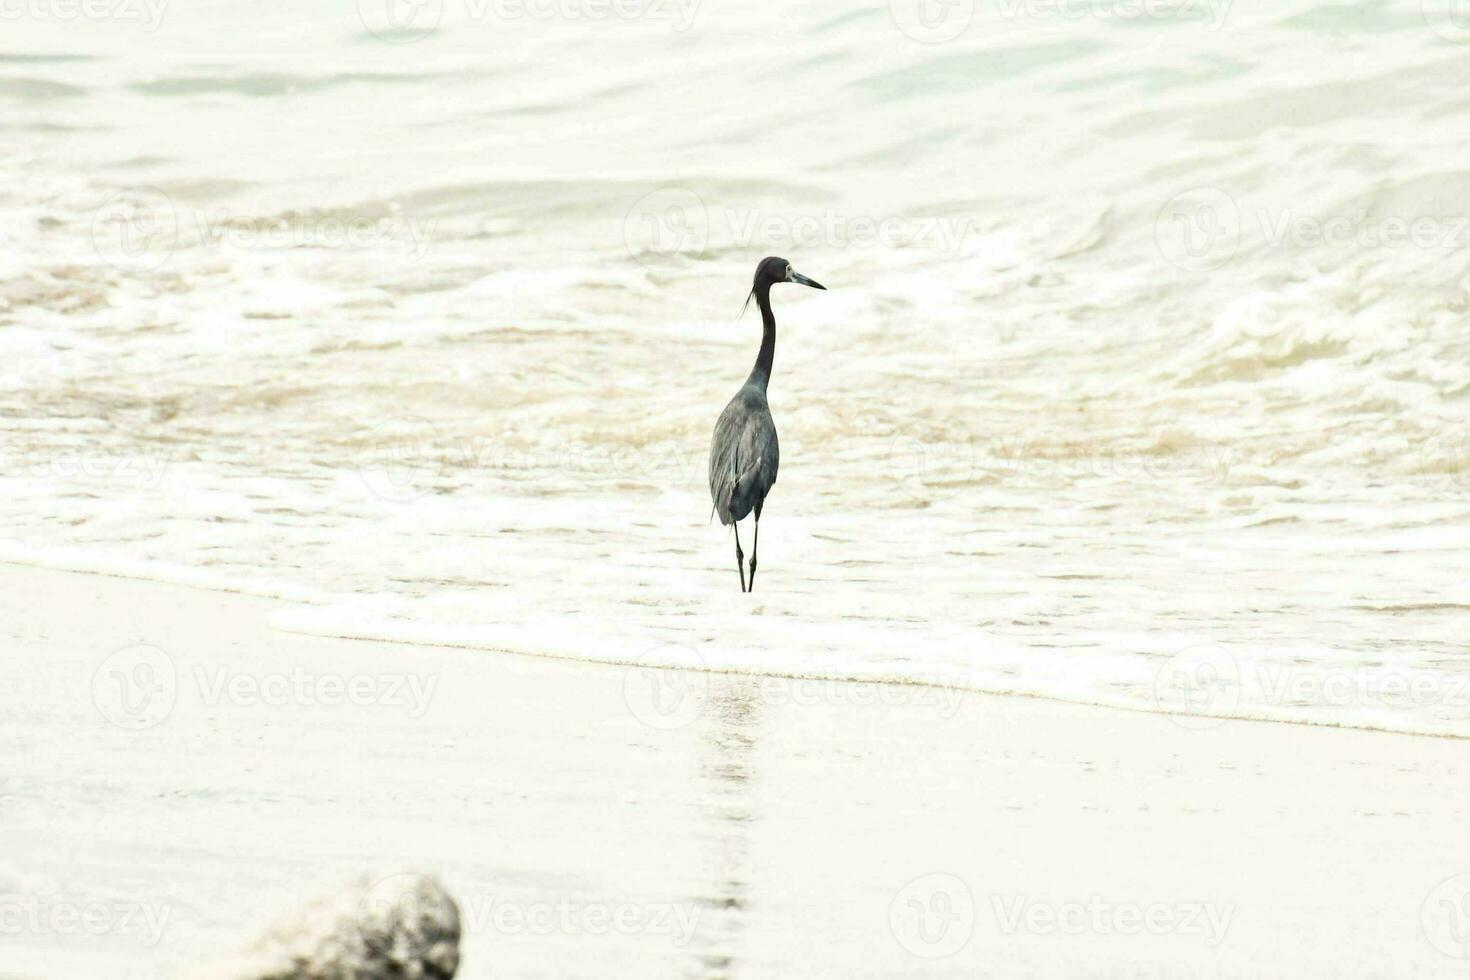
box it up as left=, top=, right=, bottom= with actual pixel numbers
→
left=748, top=518, right=759, bottom=593
left=733, top=522, right=748, bottom=592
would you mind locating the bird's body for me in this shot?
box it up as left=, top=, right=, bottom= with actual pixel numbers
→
left=708, top=382, right=778, bottom=526
left=707, top=256, right=825, bottom=592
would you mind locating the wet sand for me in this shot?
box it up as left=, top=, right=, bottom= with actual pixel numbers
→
left=2, top=562, right=1467, bottom=979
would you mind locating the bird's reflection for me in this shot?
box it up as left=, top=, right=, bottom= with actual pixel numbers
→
left=684, top=674, right=762, bottom=980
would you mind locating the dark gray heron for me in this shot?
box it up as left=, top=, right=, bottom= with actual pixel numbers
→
left=709, top=256, right=826, bottom=592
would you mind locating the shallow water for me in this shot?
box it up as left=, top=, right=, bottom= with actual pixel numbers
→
left=3, top=0, right=1470, bottom=736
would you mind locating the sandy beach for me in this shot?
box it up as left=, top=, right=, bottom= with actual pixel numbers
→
left=3, top=561, right=1466, bottom=979
left=5, top=2, right=1470, bottom=977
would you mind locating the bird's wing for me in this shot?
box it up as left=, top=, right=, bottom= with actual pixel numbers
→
left=708, top=389, right=779, bottom=524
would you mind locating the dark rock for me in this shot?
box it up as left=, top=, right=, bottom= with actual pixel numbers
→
left=200, top=872, right=461, bottom=980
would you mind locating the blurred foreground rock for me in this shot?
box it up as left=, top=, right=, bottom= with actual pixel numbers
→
left=200, top=872, right=461, bottom=980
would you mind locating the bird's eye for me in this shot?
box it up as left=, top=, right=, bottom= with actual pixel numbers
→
left=785, top=266, right=792, bottom=279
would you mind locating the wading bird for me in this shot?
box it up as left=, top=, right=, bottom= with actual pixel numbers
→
left=708, top=256, right=826, bottom=592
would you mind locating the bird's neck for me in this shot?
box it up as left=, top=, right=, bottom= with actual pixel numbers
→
left=745, top=284, right=776, bottom=391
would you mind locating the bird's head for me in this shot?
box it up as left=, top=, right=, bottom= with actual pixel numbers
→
left=753, top=255, right=825, bottom=292
left=742, top=256, right=825, bottom=316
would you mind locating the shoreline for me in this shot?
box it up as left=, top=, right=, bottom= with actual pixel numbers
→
left=3, top=562, right=1469, bottom=978
left=2, top=554, right=1463, bottom=744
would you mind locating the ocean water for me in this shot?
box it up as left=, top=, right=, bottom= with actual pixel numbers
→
left=3, top=0, right=1470, bottom=736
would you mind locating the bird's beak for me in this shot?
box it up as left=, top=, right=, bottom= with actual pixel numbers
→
left=789, top=270, right=826, bottom=290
